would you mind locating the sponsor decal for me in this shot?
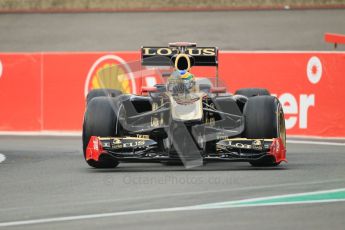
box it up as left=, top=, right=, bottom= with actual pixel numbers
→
left=252, top=140, right=262, bottom=145
left=112, top=139, right=123, bottom=149
left=145, top=76, right=157, bottom=87
left=307, top=56, right=322, bottom=84
left=226, top=141, right=252, bottom=149
left=274, top=57, right=320, bottom=130
left=216, top=135, right=228, bottom=140
left=252, top=140, right=263, bottom=151
left=113, top=144, right=123, bottom=149
left=93, top=138, right=99, bottom=151
left=102, top=142, right=110, bottom=148
left=84, top=55, right=136, bottom=97
left=142, top=47, right=216, bottom=56
left=123, top=140, right=146, bottom=148
left=136, top=134, right=149, bottom=139
left=112, top=138, right=122, bottom=145
left=276, top=139, right=280, bottom=152
left=277, top=93, right=315, bottom=129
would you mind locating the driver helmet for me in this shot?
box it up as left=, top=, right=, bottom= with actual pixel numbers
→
left=175, top=54, right=191, bottom=73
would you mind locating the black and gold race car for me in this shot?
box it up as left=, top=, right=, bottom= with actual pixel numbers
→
left=82, top=42, right=286, bottom=168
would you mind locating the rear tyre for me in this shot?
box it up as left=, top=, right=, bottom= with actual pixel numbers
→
left=82, top=97, right=123, bottom=168
left=86, top=89, right=122, bottom=104
left=235, top=88, right=270, bottom=97
left=243, top=96, right=286, bottom=167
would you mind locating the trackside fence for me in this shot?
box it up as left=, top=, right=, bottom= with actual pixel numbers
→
left=0, top=51, right=344, bottom=137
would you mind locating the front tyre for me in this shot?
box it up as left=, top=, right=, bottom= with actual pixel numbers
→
left=243, top=96, right=286, bottom=167
left=86, top=89, right=122, bottom=104
left=82, top=97, right=122, bottom=168
left=235, top=88, right=270, bottom=97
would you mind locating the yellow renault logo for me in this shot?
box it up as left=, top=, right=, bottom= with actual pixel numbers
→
left=253, top=140, right=262, bottom=146
left=112, top=138, right=122, bottom=145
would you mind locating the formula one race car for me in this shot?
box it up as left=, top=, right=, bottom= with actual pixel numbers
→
left=82, top=42, right=286, bottom=168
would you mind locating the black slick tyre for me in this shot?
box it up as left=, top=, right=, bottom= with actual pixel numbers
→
left=243, top=96, right=286, bottom=167
left=235, top=88, right=270, bottom=97
left=86, top=89, right=122, bottom=104
left=82, top=97, right=123, bottom=168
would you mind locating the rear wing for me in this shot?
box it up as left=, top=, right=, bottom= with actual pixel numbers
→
left=141, top=46, right=218, bottom=66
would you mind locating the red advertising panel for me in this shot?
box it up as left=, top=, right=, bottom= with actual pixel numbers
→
left=0, top=51, right=344, bottom=137
left=0, top=53, right=42, bottom=131
left=219, top=52, right=345, bottom=137
left=42, top=52, right=139, bottom=130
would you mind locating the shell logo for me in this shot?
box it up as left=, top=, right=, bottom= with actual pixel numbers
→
left=84, top=55, right=136, bottom=97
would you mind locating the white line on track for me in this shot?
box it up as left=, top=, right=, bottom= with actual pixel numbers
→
left=0, top=188, right=345, bottom=227
left=0, top=153, right=5, bottom=164
left=1, top=178, right=344, bottom=212
left=287, top=140, right=345, bottom=146
left=195, top=188, right=345, bottom=207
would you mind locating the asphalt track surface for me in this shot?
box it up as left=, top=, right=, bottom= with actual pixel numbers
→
left=0, top=9, right=345, bottom=51
left=1, top=9, right=345, bottom=229
left=0, top=136, right=345, bottom=229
